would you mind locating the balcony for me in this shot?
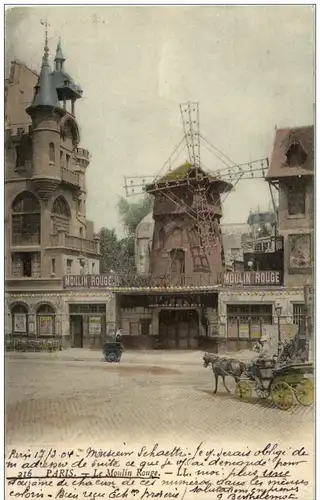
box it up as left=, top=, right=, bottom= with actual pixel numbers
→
left=76, top=148, right=90, bottom=160
left=60, top=167, right=80, bottom=188
left=50, top=232, right=100, bottom=254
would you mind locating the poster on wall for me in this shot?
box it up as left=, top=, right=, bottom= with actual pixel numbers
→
left=14, top=313, right=27, bottom=333
left=39, top=316, right=54, bottom=335
left=238, top=323, right=249, bottom=339
left=250, top=324, right=261, bottom=340
left=289, top=234, right=311, bottom=268
left=227, top=322, right=238, bottom=338
left=88, top=317, right=101, bottom=336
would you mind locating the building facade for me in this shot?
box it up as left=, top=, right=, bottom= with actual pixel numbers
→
left=4, top=41, right=115, bottom=349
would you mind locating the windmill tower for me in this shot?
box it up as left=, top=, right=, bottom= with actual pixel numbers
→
left=125, top=102, right=269, bottom=287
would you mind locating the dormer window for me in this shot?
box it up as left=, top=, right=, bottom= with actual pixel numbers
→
left=285, top=141, right=307, bottom=167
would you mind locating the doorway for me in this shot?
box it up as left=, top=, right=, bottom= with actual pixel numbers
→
left=70, top=315, right=83, bottom=348
left=159, top=309, right=199, bottom=349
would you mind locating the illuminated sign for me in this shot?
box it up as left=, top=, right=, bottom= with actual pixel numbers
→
left=223, top=271, right=282, bottom=286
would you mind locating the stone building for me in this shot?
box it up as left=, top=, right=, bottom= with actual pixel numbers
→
left=4, top=40, right=117, bottom=348
left=217, top=125, right=314, bottom=351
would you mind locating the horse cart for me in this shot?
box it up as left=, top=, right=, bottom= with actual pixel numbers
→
left=103, top=336, right=124, bottom=363
left=235, top=359, right=314, bottom=410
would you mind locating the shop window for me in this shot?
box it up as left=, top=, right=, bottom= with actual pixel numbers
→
left=129, top=322, right=139, bottom=335
left=11, top=191, right=41, bottom=245
left=49, top=142, right=55, bottom=163
left=287, top=182, right=306, bottom=215
left=11, top=303, right=28, bottom=335
left=36, top=304, right=56, bottom=336
left=140, top=318, right=151, bottom=335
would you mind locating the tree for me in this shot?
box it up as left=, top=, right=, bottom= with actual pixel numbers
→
left=117, top=195, right=153, bottom=236
left=99, top=195, right=153, bottom=276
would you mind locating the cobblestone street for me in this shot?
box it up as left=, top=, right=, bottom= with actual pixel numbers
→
left=6, top=350, right=314, bottom=448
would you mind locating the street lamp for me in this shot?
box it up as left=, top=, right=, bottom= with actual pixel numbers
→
left=275, top=302, right=282, bottom=356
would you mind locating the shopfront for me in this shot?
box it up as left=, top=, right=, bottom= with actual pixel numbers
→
left=218, top=270, right=305, bottom=352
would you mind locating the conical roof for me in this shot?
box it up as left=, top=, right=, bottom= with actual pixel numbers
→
left=27, top=42, right=60, bottom=110
left=54, top=38, right=65, bottom=62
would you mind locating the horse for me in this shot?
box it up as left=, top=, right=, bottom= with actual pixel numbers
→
left=203, top=352, right=247, bottom=394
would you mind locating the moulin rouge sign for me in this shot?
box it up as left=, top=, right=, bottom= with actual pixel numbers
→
left=63, top=274, right=119, bottom=289
left=223, top=271, right=282, bottom=286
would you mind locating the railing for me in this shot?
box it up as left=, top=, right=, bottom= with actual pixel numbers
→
left=50, top=232, right=99, bottom=254
left=76, top=147, right=90, bottom=160
left=60, top=167, right=80, bottom=187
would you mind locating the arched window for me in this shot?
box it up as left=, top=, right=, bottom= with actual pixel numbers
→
left=11, top=303, right=28, bottom=335
left=52, top=196, right=71, bottom=233
left=36, top=304, right=56, bottom=336
left=158, top=228, right=166, bottom=248
left=11, top=191, right=41, bottom=245
left=49, top=142, right=55, bottom=163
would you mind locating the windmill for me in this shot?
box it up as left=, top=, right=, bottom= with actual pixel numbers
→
left=124, top=103, right=273, bottom=284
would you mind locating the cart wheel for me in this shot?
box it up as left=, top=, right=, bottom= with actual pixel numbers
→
left=295, top=378, right=314, bottom=406
left=255, top=383, right=270, bottom=399
left=107, top=353, right=117, bottom=363
left=271, top=381, right=294, bottom=410
left=235, top=380, right=252, bottom=401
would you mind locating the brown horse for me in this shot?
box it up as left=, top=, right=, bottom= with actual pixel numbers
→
left=203, top=352, right=246, bottom=394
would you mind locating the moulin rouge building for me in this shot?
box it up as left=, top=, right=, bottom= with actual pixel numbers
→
left=5, top=35, right=314, bottom=351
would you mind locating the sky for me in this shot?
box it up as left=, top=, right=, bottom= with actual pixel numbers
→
left=5, top=6, right=314, bottom=234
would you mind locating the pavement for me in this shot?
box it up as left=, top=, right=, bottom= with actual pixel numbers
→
left=5, top=348, right=314, bottom=448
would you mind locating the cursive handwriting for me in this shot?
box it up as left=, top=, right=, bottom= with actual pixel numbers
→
left=5, top=442, right=312, bottom=500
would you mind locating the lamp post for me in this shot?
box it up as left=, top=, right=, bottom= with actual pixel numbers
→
left=275, top=302, right=282, bottom=356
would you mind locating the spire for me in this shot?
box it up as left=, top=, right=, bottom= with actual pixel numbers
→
left=54, top=38, right=65, bottom=71
left=27, top=20, right=60, bottom=111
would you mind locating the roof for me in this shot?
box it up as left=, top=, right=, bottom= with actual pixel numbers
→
left=266, top=126, right=314, bottom=180
left=147, top=161, right=233, bottom=192
left=27, top=52, right=60, bottom=110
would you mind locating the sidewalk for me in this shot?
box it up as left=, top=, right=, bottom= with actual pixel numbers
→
left=5, top=348, right=254, bottom=364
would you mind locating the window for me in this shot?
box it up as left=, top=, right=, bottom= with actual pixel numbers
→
left=22, top=253, right=32, bottom=277
left=49, top=143, right=55, bottom=163
left=67, top=259, right=72, bottom=275
left=60, top=150, right=63, bottom=164
left=92, top=263, right=96, bottom=274
left=79, top=227, right=84, bottom=238
left=11, top=191, right=41, bottom=245
left=77, top=199, right=82, bottom=213
left=66, top=154, right=70, bottom=168
left=286, top=142, right=307, bottom=167
left=293, top=303, right=305, bottom=329
left=226, top=304, right=273, bottom=340
left=287, top=182, right=306, bottom=215
left=52, top=196, right=71, bottom=234
left=51, top=258, right=56, bottom=275
left=36, top=304, right=56, bottom=336
left=15, top=145, right=23, bottom=168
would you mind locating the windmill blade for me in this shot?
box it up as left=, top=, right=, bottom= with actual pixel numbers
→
left=180, top=102, right=200, bottom=168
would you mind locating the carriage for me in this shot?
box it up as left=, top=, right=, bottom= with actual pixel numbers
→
left=103, top=333, right=124, bottom=363
left=235, top=358, right=314, bottom=410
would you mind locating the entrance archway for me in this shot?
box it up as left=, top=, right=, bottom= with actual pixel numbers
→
left=159, top=309, right=199, bottom=349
